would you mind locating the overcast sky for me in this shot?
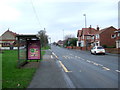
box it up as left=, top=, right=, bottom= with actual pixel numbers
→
left=0, top=0, right=119, bottom=42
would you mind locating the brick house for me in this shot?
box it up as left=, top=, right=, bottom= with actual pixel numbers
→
left=77, top=26, right=118, bottom=50
left=77, top=26, right=99, bottom=50
left=94, top=26, right=117, bottom=48
left=114, top=28, right=120, bottom=48
left=57, top=40, right=64, bottom=46
left=0, top=29, right=18, bottom=47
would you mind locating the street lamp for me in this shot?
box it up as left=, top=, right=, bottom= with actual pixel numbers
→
left=48, top=37, right=51, bottom=49
left=83, top=14, right=87, bottom=50
left=83, top=14, right=87, bottom=28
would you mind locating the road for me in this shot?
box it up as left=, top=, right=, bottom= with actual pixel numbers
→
left=51, top=45, right=119, bottom=88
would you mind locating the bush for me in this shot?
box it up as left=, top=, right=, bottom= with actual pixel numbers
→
left=102, top=45, right=116, bottom=48
left=102, top=45, right=107, bottom=48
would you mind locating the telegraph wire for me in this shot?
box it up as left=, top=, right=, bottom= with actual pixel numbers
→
left=30, top=0, right=41, bottom=27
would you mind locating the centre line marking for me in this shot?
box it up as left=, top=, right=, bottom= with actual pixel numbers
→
left=102, top=67, right=110, bottom=71
left=93, top=63, right=99, bottom=66
left=51, top=55, right=53, bottom=59
left=59, top=61, right=72, bottom=72
left=116, top=70, right=120, bottom=73
left=86, top=60, right=91, bottom=63
left=98, top=64, right=103, bottom=66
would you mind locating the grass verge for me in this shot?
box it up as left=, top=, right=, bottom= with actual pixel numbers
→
left=2, top=50, right=45, bottom=88
left=41, top=45, right=51, bottom=50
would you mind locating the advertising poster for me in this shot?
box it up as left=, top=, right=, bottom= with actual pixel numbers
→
left=27, top=40, right=40, bottom=60
left=19, top=39, right=26, bottom=60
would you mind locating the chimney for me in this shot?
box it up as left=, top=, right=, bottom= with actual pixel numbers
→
left=97, top=25, right=99, bottom=30
left=89, top=25, right=92, bottom=29
left=7, top=28, right=9, bottom=31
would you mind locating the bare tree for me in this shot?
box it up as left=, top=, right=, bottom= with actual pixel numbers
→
left=64, top=34, right=75, bottom=40
left=38, top=30, right=48, bottom=47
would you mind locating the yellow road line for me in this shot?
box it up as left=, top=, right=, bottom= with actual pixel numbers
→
left=59, top=61, right=72, bottom=72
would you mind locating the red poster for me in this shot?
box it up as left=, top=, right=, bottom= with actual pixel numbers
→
left=28, top=40, right=40, bottom=60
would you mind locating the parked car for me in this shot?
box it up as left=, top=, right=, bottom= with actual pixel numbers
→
left=90, top=46, right=105, bottom=55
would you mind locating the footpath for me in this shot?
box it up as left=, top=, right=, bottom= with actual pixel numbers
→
left=28, top=50, right=70, bottom=88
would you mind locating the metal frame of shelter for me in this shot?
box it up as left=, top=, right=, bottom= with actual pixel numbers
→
left=16, top=35, right=41, bottom=68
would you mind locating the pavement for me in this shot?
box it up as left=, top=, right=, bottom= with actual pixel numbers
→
left=28, top=50, right=70, bottom=88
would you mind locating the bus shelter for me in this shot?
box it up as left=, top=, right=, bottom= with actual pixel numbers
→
left=16, top=35, right=41, bottom=68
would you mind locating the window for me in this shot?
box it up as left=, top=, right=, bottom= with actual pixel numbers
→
left=92, top=36, right=94, bottom=39
left=118, top=33, right=120, bottom=37
left=82, top=35, right=84, bottom=39
left=96, top=34, right=99, bottom=39
left=86, top=36, right=91, bottom=39
left=111, top=34, right=116, bottom=38
left=97, top=47, right=103, bottom=49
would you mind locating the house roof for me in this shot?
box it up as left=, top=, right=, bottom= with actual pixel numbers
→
left=95, top=26, right=117, bottom=34
left=57, top=40, right=64, bottom=44
left=82, top=28, right=98, bottom=35
left=1, top=29, right=18, bottom=37
left=77, top=30, right=82, bottom=37
left=77, top=27, right=98, bottom=37
left=77, top=26, right=117, bottom=37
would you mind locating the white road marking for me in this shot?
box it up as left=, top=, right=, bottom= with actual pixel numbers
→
left=102, top=67, right=110, bottom=71
left=93, top=63, right=99, bottom=66
left=61, top=54, right=112, bottom=72
left=59, top=61, right=72, bottom=72
left=98, top=64, right=103, bottom=66
left=91, top=61, right=95, bottom=64
left=116, top=70, right=120, bottom=73
left=52, top=52, right=58, bottom=59
left=75, top=56, right=78, bottom=58
left=78, top=57, right=80, bottom=58
left=86, top=60, right=91, bottom=63
left=81, top=58, right=85, bottom=60
left=51, top=55, right=53, bottom=59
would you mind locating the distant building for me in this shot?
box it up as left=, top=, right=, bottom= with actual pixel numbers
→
left=57, top=40, right=64, bottom=46
left=0, top=29, right=18, bottom=47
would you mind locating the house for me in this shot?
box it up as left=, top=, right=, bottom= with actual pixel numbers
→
left=94, top=26, right=117, bottom=48
left=114, top=28, right=120, bottom=48
left=57, top=40, right=64, bottom=46
left=77, top=26, right=118, bottom=50
left=0, top=29, right=18, bottom=48
left=77, top=25, right=99, bottom=50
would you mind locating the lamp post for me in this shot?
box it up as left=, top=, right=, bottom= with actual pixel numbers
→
left=48, top=37, right=51, bottom=49
left=83, top=14, right=87, bottom=50
left=83, top=14, right=87, bottom=28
